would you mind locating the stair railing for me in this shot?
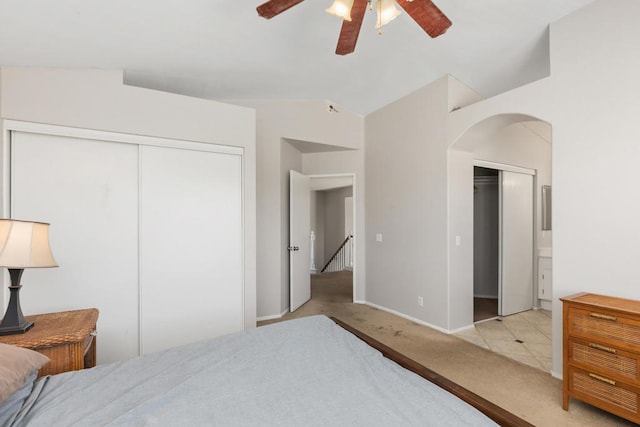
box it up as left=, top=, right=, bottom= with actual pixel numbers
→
left=321, top=234, right=353, bottom=273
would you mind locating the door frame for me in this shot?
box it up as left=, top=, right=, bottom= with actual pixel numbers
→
left=304, top=172, right=357, bottom=303
left=473, top=160, right=535, bottom=319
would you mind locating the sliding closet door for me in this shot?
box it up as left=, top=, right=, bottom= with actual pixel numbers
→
left=139, top=145, right=243, bottom=354
left=11, top=131, right=140, bottom=363
left=500, top=170, right=534, bottom=316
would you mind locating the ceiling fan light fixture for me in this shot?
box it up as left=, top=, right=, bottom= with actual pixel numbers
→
left=326, top=0, right=355, bottom=21
left=375, top=0, right=401, bottom=29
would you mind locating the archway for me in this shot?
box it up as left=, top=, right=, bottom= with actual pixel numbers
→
left=447, top=113, right=552, bottom=327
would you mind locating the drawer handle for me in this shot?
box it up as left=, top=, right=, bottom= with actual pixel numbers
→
left=589, top=373, right=617, bottom=386
left=588, top=343, right=617, bottom=354
left=590, top=312, right=617, bottom=322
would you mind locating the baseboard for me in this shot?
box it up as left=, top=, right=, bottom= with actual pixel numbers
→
left=538, top=300, right=552, bottom=311
left=450, top=323, right=476, bottom=334
left=364, top=301, right=451, bottom=335
left=256, top=308, right=289, bottom=322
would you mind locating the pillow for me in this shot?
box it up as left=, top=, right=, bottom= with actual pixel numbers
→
left=0, top=343, right=50, bottom=403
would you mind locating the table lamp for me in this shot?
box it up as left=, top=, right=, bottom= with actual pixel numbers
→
left=0, top=219, right=58, bottom=335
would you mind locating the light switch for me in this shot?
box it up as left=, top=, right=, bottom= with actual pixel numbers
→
left=455, top=235, right=461, bottom=246
left=376, top=233, right=383, bottom=242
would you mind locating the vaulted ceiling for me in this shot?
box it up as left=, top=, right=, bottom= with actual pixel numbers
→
left=0, top=0, right=594, bottom=115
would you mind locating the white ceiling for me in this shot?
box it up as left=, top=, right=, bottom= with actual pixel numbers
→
left=0, top=0, right=594, bottom=116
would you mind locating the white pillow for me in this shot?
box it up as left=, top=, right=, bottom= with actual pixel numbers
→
left=0, top=343, right=50, bottom=403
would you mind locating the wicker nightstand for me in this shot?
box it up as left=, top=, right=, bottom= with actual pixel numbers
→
left=0, top=308, right=99, bottom=376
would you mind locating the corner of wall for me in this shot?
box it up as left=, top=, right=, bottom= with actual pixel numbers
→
left=447, top=75, right=484, bottom=112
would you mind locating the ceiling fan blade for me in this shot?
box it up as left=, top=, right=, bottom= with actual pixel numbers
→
left=396, top=0, right=452, bottom=38
left=335, top=0, right=368, bottom=55
left=257, top=0, right=305, bottom=19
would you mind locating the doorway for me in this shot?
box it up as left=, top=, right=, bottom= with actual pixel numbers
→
left=473, top=163, right=534, bottom=322
left=310, top=180, right=354, bottom=294
left=473, top=167, right=499, bottom=321
left=289, top=172, right=356, bottom=312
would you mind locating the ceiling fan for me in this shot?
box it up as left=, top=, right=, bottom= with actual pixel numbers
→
left=256, top=0, right=452, bottom=55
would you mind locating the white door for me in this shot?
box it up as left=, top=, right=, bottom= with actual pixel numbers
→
left=499, top=170, right=534, bottom=316
left=10, top=131, right=140, bottom=363
left=139, top=145, right=243, bottom=354
left=289, top=170, right=311, bottom=312
left=10, top=129, right=245, bottom=362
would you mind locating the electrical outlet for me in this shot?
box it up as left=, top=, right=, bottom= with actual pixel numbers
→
left=417, top=296, right=424, bottom=307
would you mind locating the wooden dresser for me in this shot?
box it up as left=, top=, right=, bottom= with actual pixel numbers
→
left=0, top=308, right=98, bottom=376
left=562, top=293, right=640, bottom=423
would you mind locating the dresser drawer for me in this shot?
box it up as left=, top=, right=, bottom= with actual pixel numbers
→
left=569, top=366, right=640, bottom=421
left=569, top=338, right=640, bottom=384
left=569, top=307, right=640, bottom=351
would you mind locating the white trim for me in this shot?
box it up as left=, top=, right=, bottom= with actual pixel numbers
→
left=241, top=143, right=246, bottom=330
left=0, top=126, right=10, bottom=310
left=474, top=159, right=535, bottom=176
left=451, top=324, right=476, bottom=334
left=137, top=145, right=143, bottom=356
left=365, top=301, right=453, bottom=335
left=257, top=308, right=289, bottom=322
left=3, top=120, right=243, bottom=156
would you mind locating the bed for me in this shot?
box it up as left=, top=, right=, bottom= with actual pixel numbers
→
left=1, top=315, right=531, bottom=426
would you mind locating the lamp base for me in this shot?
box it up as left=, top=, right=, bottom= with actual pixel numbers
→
left=0, top=269, right=33, bottom=335
left=0, top=320, right=34, bottom=336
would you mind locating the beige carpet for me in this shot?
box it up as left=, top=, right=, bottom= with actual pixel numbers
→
left=259, top=271, right=635, bottom=426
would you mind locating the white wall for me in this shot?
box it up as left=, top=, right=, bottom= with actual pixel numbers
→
left=0, top=67, right=257, bottom=329
left=548, top=0, right=640, bottom=376
left=230, top=99, right=364, bottom=318
left=365, top=76, right=450, bottom=329
left=363, top=68, right=552, bottom=334
left=448, top=149, right=475, bottom=328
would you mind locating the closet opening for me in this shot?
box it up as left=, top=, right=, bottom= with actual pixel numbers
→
left=473, top=166, right=499, bottom=322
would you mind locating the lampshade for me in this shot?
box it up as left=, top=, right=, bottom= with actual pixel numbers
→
left=326, top=0, right=355, bottom=21
left=376, top=0, right=402, bottom=29
left=0, top=219, right=58, bottom=268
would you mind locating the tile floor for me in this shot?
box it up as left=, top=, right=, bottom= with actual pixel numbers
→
left=454, top=309, right=553, bottom=373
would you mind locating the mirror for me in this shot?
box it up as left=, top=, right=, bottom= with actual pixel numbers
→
left=542, top=185, right=552, bottom=230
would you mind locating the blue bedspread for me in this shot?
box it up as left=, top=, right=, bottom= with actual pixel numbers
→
left=12, top=315, right=497, bottom=426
